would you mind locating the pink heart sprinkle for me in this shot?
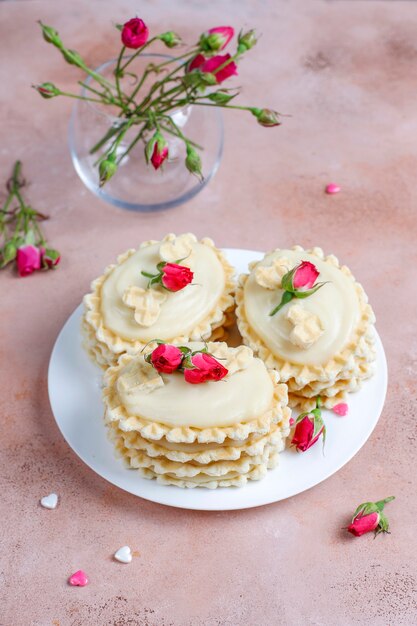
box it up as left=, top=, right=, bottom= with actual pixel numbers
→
left=289, top=417, right=295, bottom=426
left=333, top=403, right=348, bottom=416
left=68, top=570, right=89, bottom=587
left=325, top=183, right=341, bottom=194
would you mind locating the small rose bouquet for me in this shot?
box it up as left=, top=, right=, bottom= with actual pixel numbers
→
left=34, top=18, right=281, bottom=185
left=0, top=162, right=60, bottom=277
left=146, top=342, right=228, bottom=384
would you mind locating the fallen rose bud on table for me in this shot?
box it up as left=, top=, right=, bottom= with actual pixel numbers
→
left=0, top=161, right=60, bottom=277
left=16, top=245, right=42, bottom=277
left=347, top=496, right=395, bottom=537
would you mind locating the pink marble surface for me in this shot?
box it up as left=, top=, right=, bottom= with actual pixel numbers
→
left=1, top=1, right=416, bottom=624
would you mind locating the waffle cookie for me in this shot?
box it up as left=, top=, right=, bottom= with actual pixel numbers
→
left=236, top=245, right=376, bottom=410
left=83, top=233, right=235, bottom=368
left=102, top=342, right=291, bottom=488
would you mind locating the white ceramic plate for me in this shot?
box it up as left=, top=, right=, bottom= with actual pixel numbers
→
left=48, top=248, right=387, bottom=511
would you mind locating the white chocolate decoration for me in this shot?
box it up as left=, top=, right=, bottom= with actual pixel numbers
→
left=116, top=350, right=274, bottom=428
left=122, top=286, right=167, bottom=327
left=209, top=343, right=253, bottom=376
left=159, top=233, right=196, bottom=265
left=244, top=249, right=361, bottom=365
left=117, top=359, right=164, bottom=395
left=286, top=304, right=324, bottom=349
left=101, top=240, right=225, bottom=341
left=254, top=257, right=291, bottom=289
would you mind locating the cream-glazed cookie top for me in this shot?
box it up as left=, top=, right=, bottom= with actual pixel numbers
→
left=243, top=248, right=361, bottom=366
left=101, top=234, right=226, bottom=341
left=115, top=343, right=275, bottom=428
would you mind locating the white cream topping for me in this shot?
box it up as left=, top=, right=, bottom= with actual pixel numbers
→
left=101, top=241, right=225, bottom=341
left=116, top=355, right=274, bottom=428
left=244, top=249, right=360, bottom=365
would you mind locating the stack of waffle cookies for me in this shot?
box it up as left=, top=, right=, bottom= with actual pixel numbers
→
left=236, top=246, right=376, bottom=412
left=103, top=343, right=291, bottom=489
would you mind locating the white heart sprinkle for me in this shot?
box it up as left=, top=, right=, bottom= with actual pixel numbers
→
left=114, top=545, right=132, bottom=564
left=40, top=493, right=58, bottom=509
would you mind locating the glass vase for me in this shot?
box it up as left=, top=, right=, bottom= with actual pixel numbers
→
left=68, top=54, right=223, bottom=212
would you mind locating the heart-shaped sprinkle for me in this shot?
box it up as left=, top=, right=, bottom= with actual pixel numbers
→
left=68, top=570, right=89, bottom=586
left=40, top=493, right=58, bottom=509
left=289, top=417, right=295, bottom=426
left=325, top=183, right=341, bottom=194
left=114, top=545, right=132, bottom=564
left=333, top=402, right=349, bottom=416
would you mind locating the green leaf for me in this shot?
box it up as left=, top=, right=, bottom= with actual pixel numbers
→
left=294, top=411, right=310, bottom=424
left=141, top=270, right=158, bottom=279
left=182, top=355, right=194, bottom=369
left=207, top=90, right=238, bottom=105
left=312, top=413, right=324, bottom=439
left=293, top=282, right=329, bottom=299
left=376, top=512, right=390, bottom=534
left=281, top=266, right=297, bottom=292
left=351, top=502, right=379, bottom=521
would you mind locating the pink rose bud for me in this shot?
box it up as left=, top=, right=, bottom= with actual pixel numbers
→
left=16, top=245, right=42, bottom=277
left=251, top=108, right=281, bottom=127
left=150, top=344, right=183, bottom=374
left=199, top=26, right=234, bottom=52
left=202, top=53, right=238, bottom=84
left=184, top=352, right=228, bottom=384
left=291, top=398, right=325, bottom=452
left=34, top=82, right=60, bottom=99
left=348, top=512, right=380, bottom=537
left=188, top=53, right=238, bottom=84
left=347, top=497, right=395, bottom=537
left=188, top=53, right=206, bottom=73
left=270, top=260, right=326, bottom=316
left=151, top=143, right=168, bottom=169
left=161, top=263, right=194, bottom=292
left=147, top=132, right=168, bottom=170
left=292, top=261, right=320, bottom=290
left=42, top=248, right=61, bottom=269
left=121, top=18, right=149, bottom=49
left=291, top=415, right=323, bottom=451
